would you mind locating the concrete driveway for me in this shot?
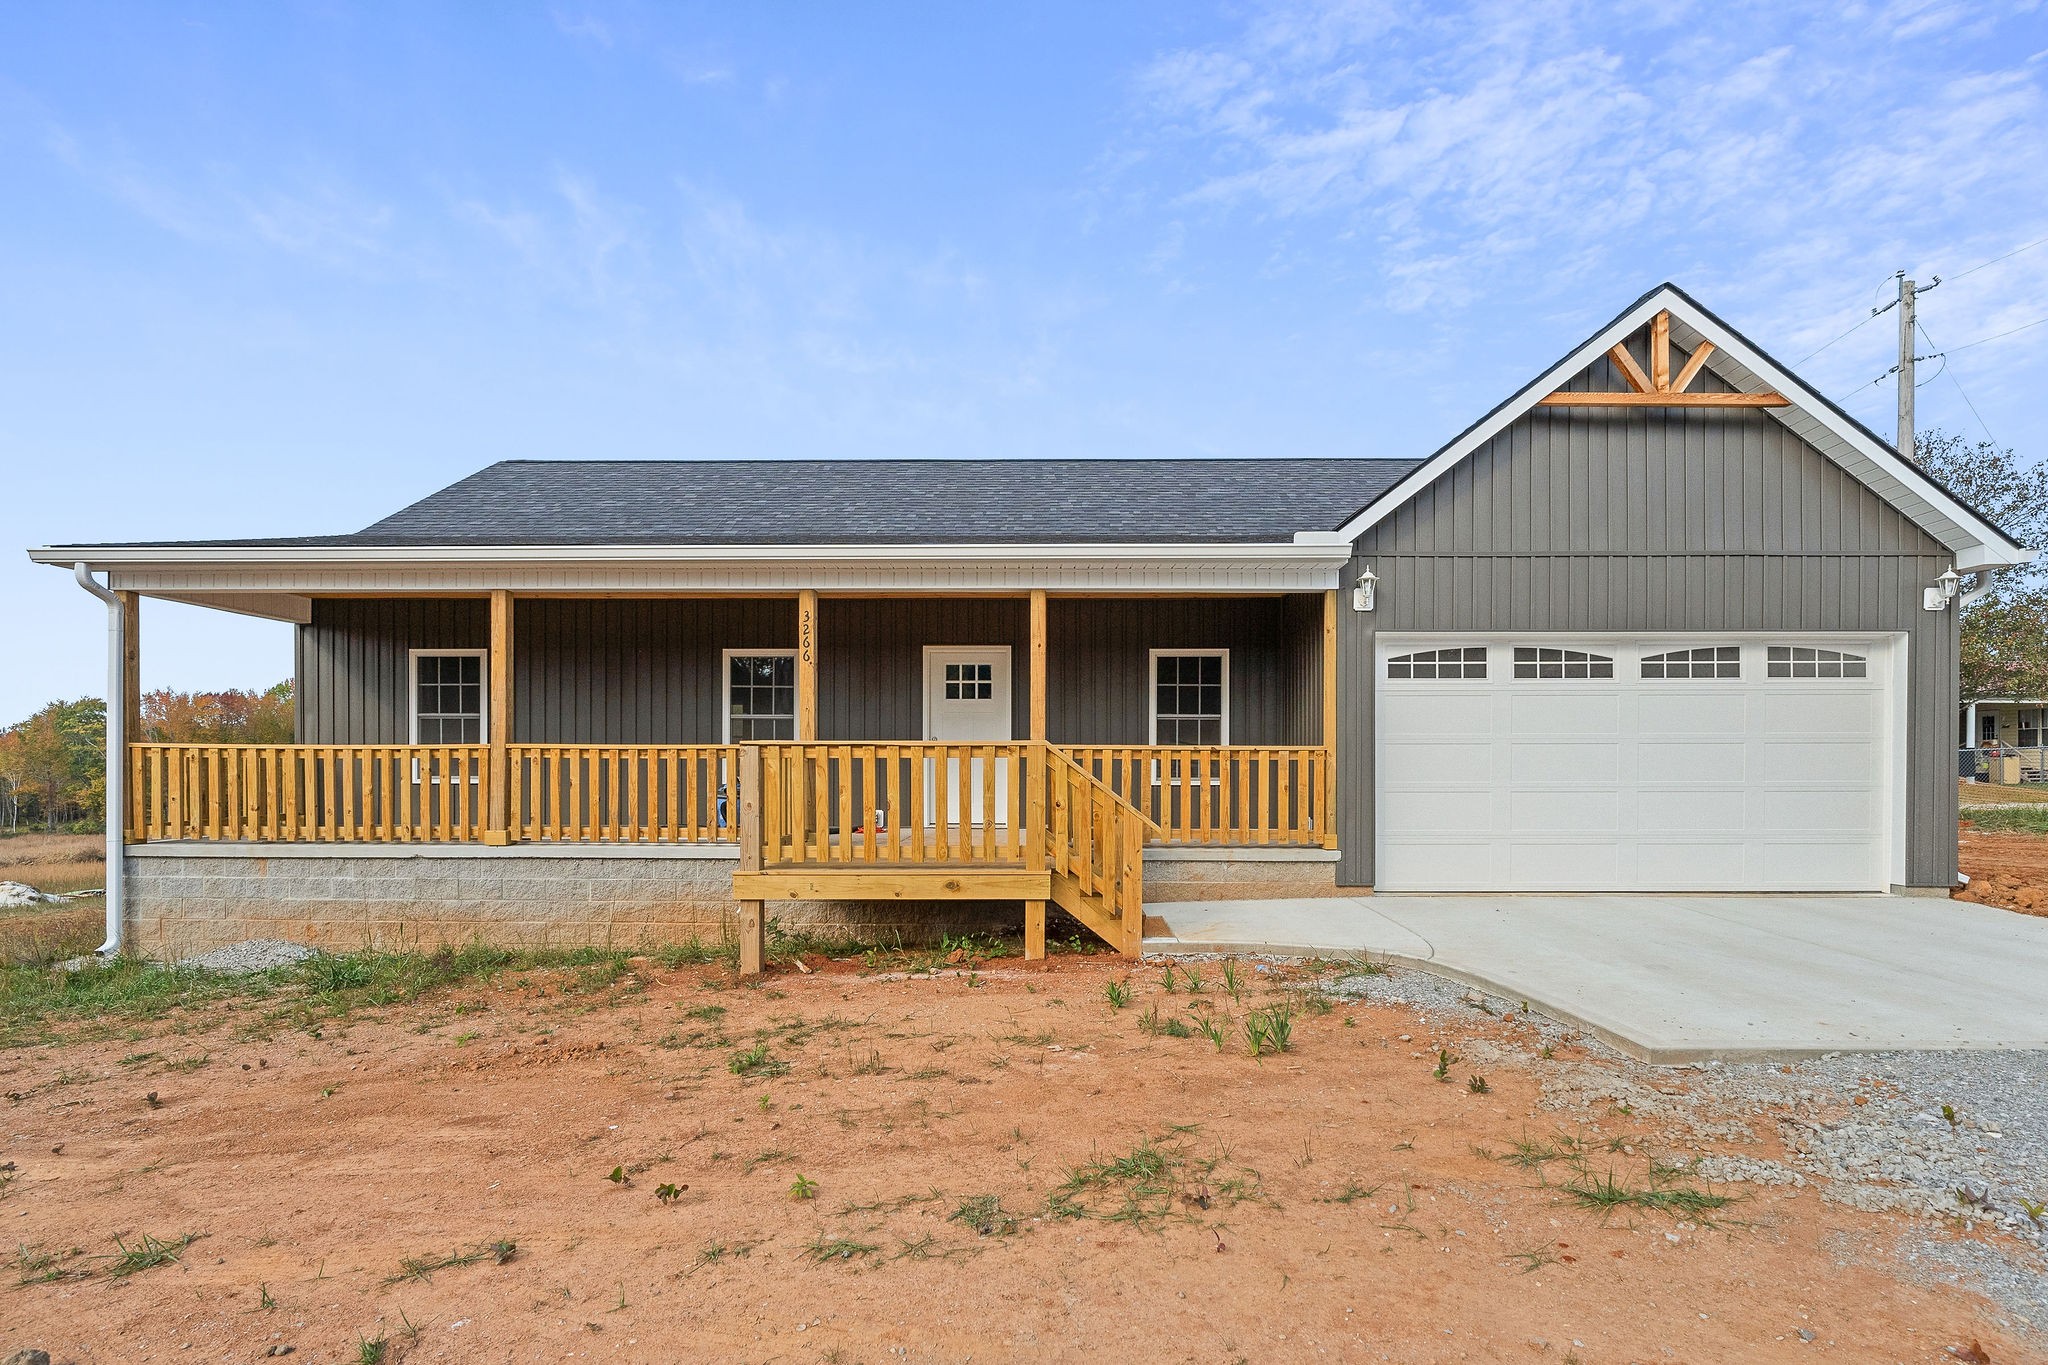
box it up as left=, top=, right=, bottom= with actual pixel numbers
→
left=1143, top=893, right=2048, bottom=1063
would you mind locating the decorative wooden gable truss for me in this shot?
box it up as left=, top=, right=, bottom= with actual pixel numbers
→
left=1537, top=309, right=1788, bottom=408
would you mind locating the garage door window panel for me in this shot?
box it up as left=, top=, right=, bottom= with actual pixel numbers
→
left=1511, top=647, right=1613, bottom=680
left=1766, top=646, right=1867, bottom=679
left=1386, top=647, right=1487, bottom=680
left=1642, top=646, right=1740, bottom=679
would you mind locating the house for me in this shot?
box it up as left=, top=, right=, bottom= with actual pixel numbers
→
left=32, top=284, right=2032, bottom=969
left=1958, top=696, right=2048, bottom=784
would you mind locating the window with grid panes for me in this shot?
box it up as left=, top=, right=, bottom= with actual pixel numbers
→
left=1765, top=646, right=1867, bottom=679
left=1153, top=653, right=1226, bottom=744
left=1511, top=647, right=1614, bottom=679
left=727, top=653, right=797, bottom=740
left=413, top=654, right=484, bottom=743
left=1384, top=647, right=1487, bottom=680
left=942, top=661, right=994, bottom=700
left=1641, top=646, right=1740, bottom=679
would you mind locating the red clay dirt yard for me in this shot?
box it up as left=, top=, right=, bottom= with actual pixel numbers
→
left=0, top=946, right=2039, bottom=1364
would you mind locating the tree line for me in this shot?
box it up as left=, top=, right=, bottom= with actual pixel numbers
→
left=1915, top=430, right=2048, bottom=703
left=0, top=683, right=292, bottom=832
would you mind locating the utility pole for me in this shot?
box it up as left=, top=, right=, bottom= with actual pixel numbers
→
left=1896, top=274, right=1916, bottom=458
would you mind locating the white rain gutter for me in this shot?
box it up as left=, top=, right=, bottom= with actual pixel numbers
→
left=72, top=563, right=124, bottom=957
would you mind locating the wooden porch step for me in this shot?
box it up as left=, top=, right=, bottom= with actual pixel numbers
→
left=733, top=867, right=1051, bottom=902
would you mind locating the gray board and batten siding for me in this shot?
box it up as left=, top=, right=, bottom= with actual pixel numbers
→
left=1333, top=330, right=1959, bottom=889
left=296, top=595, right=1324, bottom=749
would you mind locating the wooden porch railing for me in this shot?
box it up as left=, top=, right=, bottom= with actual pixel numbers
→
left=508, top=745, right=739, bottom=843
left=127, top=743, right=488, bottom=843
left=754, top=742, right=1031, bottom=865
left=1042, top=744, right=1149, bottom=955
left=123, top=742, right=1332, bottom=865
left=1062, top=745, right=1333, bottom=848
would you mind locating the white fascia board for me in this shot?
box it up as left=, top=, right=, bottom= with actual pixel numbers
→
left=28, top=540, right=1353, bottom=594
left=1330, top=286, right=2034, bottom=571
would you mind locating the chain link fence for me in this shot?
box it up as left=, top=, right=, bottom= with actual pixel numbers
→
left=1958, top=746, right=2048, bottom=786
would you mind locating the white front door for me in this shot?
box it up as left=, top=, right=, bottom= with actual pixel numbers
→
left=923, top=646, right=1013, bottom=827
left=1376, top=637, right=1894, bottom=891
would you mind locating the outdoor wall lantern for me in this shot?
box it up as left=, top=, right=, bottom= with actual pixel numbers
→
left=1352, top=566, right=1378, bottom=613
left=1923, top=565, right=1962, bottom=612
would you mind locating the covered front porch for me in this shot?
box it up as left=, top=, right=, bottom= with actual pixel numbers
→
left=116, top=588, right=1340, bottom=963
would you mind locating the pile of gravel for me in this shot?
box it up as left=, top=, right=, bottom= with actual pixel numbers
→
left=178, top=939, right=317, bottom=975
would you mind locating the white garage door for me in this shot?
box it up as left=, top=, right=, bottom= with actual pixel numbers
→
left=1376, top=638, right=1893, bottom=892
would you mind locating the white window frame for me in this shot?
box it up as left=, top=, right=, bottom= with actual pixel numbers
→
left=722, top=647, right=799, bottom=744
left=1147, top=648, right=1230, bottom=746
left=406, top=648, right=489, bottom=745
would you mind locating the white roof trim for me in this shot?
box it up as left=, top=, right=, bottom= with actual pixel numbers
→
left=1331, top=285, right=2033, bottom=573
left=29, top=540, right=1353, bottom=597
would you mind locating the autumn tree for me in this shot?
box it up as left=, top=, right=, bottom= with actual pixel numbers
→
left=1914, top=429, right=2048, bottom=700
left=0, top=698, right=106, bottom=830
left=141, top=681, right=294, bottom=743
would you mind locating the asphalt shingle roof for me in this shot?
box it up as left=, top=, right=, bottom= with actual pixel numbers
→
left=305, top=458, right=1422, bottom=546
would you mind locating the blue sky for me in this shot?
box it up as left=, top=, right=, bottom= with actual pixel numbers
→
left=5, top=0, right=2047, bottom=722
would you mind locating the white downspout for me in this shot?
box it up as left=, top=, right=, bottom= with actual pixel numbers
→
left=73, top=563, right=124, bottom=958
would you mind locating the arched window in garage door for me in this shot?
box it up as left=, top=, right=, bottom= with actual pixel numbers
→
left=1385, top=647, right=1487, bottom=680
left=1510, top=647, right=1614, bottom=679
left=1641, top=646, right=1740, bottom=679
left=1766, top=646, right=1867, bottom=679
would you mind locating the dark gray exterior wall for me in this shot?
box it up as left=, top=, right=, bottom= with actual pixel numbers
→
left=515, top=599, right=795, bottom=742
left=1334, top=337, right=1958, bottom=888
left=298, top=595, right=1318, bottom=748
left=1045, top=598, right=1300, bottom=746
left=817, top=597, right=1030, bottom=741
left=295, top=599, right=488, bottom=744
left=296, top=598, right=795, bottom=744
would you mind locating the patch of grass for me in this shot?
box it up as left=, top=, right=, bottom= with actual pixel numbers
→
left=1507, top=1247, right=1560, bottom=1273
left=1137, top=1004, right=1194, bottom=1038
left=1048, top=1131, right=1263, bottom=1229
left=949, top=1194, right=1018, bottom=1236
left=384, top=1239, right=517, bottom=1285
left=1318, top=1180, right=1382, bottom=1205
left=1102, top=979, right=1130, bottom=1010
left=803, top=1234, right=880, bottom=1265
left=355, top=1335, right=388, bottom=1365
left=1244, top=1003, right=1293, bottom=1057
left=655, top=937, right=735, bottom=969
left=1220, top=960, right=1244, bottom=1003
left=107, top=1231, right=198, bottom=1279
left=1960, top=805, right=2048, bottom=834
left=1193, top=1012, right=1227, bottom=1052
left=1559, top=1167, right=1735, bottom=1221
left=727, top=1043, right=788, bottom=1079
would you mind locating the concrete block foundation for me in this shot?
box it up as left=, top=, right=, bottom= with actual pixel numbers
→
left=124, top=842, right=1346, bottom=959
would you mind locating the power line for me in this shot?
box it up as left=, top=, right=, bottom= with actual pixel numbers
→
left=1946, top=233, right=2048, bottom=283
left=1796, top=307, right=1885, bottom=364
left=1943, top=314, right=2048, bottom=353
left=1918, top=320, right=1999, bottom=448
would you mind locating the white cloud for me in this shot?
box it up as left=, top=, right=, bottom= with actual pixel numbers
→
left=1115, top=0, right=2048, bottom=423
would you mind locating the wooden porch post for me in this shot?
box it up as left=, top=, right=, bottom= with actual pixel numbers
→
left=485, top=590, right=515, bottom=845
left=118, top=591, right=143, bottom=844
left=1321, top=588, right=1339, bottom=850
left=737, top=744, right=765, bottom=974
left=1029, top=588, right=1047, bottom=742
left=797, top=589, right=819, bottom=742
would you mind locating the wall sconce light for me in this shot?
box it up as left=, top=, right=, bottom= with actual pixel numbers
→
left=1923, top=565, right=1962, bottom=612
left=1352, top=566, right=1377, bottom=613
